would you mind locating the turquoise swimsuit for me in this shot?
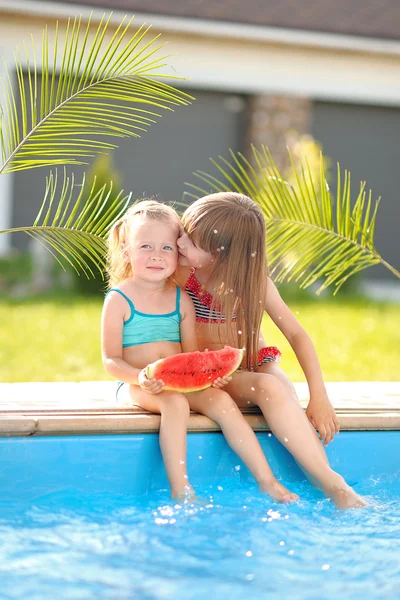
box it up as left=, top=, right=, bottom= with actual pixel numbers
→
left=107, top=287, right=181, bottom=347
left=107, top=286, right=182, bottom=401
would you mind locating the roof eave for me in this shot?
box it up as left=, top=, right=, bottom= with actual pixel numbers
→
left=2, top=0, right=400, bottom=57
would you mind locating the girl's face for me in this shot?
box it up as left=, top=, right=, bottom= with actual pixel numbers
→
left=177, top=232, right=215, bottom=271
left=126, top=217, right=179, bottom=282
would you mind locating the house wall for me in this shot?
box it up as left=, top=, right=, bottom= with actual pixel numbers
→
left=245, top=95, right=313, bottom=170
left=1, top=8, right=400, bottom=283
left=11, top=88, right=247, bottom=249
left=311, top=100, right=400, bottom=281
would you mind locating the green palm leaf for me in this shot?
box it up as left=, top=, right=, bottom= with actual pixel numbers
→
left=183, top=145, right=400, bottom=294
left=0, top=13, right=192, bottom=174
left=0, top=169, right=131, bottom=277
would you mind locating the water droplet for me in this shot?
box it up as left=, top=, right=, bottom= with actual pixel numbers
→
left=217, top=485, right=223, bottom=491
left=246, top=550, right=252, bottom=557
left=251, top=252, right=256, bottom=257
left=279, top=541, right=285, bottom=546
left=221, top=246, right=224, bottom=250
left=288, top=550, right=294, bottom=555
left=251, top=386, right=255, bottom=391
left=213, top=229, right=218, bottom=234
left=198, top=456, right=203, bottom=460
left=180, top=460, right=185, bottom=464
left=268, top=433, right=272, bottom=437
left=245, top=574, right=254, bottom=581
left=217, top=248, right=221, bottom=252
left=234, top=465, right=241, bottom=471
left=247, top=400, right=251, bottom=404
left=284, top=437, right=289, bottom=443
left=238, top=330, right=242, bottom=334
left=322, top=564, right=330, bottom=571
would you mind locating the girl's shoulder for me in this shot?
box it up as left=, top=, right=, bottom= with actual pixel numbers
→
left=264, top=277, right=282, bottom=307
left=104, top=285, right=133, bottom=312
left=106, top=280, right=130, bottom=297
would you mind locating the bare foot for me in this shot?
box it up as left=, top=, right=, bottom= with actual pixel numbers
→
left=258, top=479, right=299, bottom=503
left=171, top=484, right=197, bottom=502
left=323, top=477, right=368, bottom=509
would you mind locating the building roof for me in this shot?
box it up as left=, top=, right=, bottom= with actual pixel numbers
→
left=32, top=0, right=400, bottom=41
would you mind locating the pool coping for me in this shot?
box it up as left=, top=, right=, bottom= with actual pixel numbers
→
left=1, top=381, right=399, bottom=436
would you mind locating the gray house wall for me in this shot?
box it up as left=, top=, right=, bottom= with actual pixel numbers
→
left=312, top=100, right=400, bottom=282
left=11, top=89, right=247, bottom=249
left=10, top=85, right=400, bottom=285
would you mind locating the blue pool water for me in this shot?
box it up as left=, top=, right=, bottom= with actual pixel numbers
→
left=1, top=432, right=399, bottom=600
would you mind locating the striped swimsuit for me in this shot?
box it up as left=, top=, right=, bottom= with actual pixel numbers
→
left=185, top=269, right=281, bottom=366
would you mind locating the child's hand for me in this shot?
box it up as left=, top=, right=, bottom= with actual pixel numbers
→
left=212, top=375, right=232, bottom=389
left=306, top=395, right=340, bottom=446
left=138, top=368, right=165, bottom=395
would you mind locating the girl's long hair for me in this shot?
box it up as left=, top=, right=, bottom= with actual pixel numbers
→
left=106, top=199, right=181, bottom=289
left=182, top=192, right=268, bottom=371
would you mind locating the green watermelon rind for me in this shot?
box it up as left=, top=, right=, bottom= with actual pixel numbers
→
left=146, top=346, right=244, bottom=393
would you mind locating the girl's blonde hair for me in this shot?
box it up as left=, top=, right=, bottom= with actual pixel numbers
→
left=106, top=199, right=181, bottom=288
left=182, top=192, right=268, bottom=371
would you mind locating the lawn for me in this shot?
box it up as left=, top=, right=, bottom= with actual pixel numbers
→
left=1, top=293, right=399, bottom=382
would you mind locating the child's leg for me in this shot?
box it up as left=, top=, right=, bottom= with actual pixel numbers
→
left=225, top=372, right=366, bottom=509
left=187, top=387, right=298, bottom=503
left=129, top=386, right=192, bottom=499
left=258, top=362, right=330, bottom=466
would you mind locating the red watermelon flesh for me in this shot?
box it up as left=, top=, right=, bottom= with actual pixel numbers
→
left=146, top=346, right=244, bottom=392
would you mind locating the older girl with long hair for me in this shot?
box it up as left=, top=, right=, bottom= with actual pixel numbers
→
left=178, top=192, right=366, bottom=509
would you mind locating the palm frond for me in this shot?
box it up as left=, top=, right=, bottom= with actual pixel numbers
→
left=0, top=169, right=131, bottom=277
left=0, top=13, right=192, bottom=173
left=183, top=145, right=400, bottom=294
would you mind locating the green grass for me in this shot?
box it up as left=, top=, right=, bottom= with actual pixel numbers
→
left=1, top=293, right=399, bottom=382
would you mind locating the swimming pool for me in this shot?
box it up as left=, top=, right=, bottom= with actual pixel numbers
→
left=1, top=431, right=399, bottom=599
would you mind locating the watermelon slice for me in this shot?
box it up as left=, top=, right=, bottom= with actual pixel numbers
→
left=146, top=346, right=244, bottom=393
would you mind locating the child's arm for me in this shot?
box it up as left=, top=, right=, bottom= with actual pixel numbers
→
left=101, top=293, right=161, bottom=394
left=179, top=290, right=231, bottom=389
left=264, top=278, right=339, bottom=445
left=179, top=290, right=200, bottom=353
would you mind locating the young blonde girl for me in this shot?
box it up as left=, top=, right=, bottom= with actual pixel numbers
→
left=178, top=192, right=367, bottom=509
left=101, top=199, right=299, bottom=502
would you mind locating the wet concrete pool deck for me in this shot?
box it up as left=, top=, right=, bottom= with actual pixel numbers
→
left=1, top=381, right=399, bottom=436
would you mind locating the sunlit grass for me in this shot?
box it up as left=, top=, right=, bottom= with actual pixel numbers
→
left=0, top=293, right=399, bottom=382
left=0, top=294, right=107, bottom=383
left=263, top=296, right=400, bottom=382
